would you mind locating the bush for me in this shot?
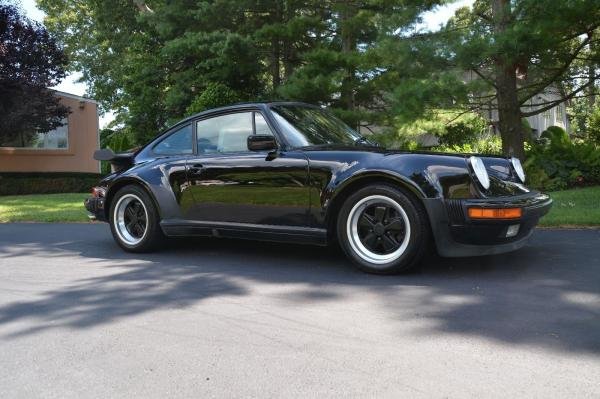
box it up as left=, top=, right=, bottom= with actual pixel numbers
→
left=540, top=126, right=569, bottom=145
left=525, top=138, right=600, bottom=191
left=522, top=118, right=533, bottom=142
left=587, top=107, right=600, bottom=146
left=380, top=109, right=488, bottom=149
left=0, top=172, right=102, bottom=196
left=436, top=113, right=487, bottom=146
left=99, top=128, right=136, bottom=174
left=433, top=135, right=502, bottom=155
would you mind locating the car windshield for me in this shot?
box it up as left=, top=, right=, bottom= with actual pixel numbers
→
left=271, top=105, right=369, bottom=148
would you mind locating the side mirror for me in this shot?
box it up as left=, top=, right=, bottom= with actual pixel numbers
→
left=247, top=135, right=277, bottom=151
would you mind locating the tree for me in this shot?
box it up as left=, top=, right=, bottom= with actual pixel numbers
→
left=279, top=0, right=443, bottom=129
left=38, top=0, right=442, bottom=144
left=0, top=3, right=68, bottom=146
left=39, top=0, right=302, bottom=143
left=386, top=0, right=600, bottom=158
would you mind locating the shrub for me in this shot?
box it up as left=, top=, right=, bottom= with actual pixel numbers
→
left=522, top=118, right=533, bottom=142
left=587, top=107, right=600, bottom=146
left=540, top=125, right=569, bottom=145
left=0, top=172, right=102, bottom=196
left=524, top=138, right=600, bottom=191
left=434, top=134, right=502, bottom=155
left=436, top=113, right=487, bottom=146
left=100, top=128, right=136, bottom=174
left=381, top=109, right=488, bottom=149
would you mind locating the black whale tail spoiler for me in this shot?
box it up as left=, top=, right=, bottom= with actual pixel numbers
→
left=94, top=149, right=135, bottom=172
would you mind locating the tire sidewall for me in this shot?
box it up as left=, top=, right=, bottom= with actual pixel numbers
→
left=109, top=185, right=161, bottom=252
left=337, top=185, right=426, bottom=274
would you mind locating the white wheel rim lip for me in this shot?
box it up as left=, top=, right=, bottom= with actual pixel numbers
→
left=113, top=193, right=148, bottom=246
left=346, top=195, right=411, bottom=266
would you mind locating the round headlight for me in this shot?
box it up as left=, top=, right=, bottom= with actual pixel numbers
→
left=510, top=157, right=526, bottom=183
left=469, top=156, right=490, bottom=189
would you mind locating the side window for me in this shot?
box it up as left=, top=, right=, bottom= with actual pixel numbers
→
left=153, top=124, right=192, bottom=155
left=254, top=113, right=274, bottom=136
left=196, top=112, right=253, bottom=153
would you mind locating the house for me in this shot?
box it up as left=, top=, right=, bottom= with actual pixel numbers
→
left=464, top=71, right=570, bottom=138
left=0, top=90, right=100, bottom=173
left=521, top=89, right=570, bottom=136
left=358, top=74, right=570, bottom=147
left=477, top=86, right=570, bottom=138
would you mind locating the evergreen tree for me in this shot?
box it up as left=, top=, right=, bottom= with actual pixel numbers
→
left=385, top=0, right=600, bottom=158
left=38, top=0, right=442, bottom=143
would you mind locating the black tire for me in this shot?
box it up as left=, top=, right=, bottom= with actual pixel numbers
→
left=336, top=184, right=430, bottom=274
left=109, top=185, right=163, bottom=252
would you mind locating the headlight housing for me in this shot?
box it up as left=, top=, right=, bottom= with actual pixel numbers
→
left=510, top=157, right=526, bottom=183
left=469, top=156, right=490, bottom=189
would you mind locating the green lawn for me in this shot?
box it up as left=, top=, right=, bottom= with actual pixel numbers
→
left=0, top=193, right=89, bottom=222
left=0, top=186, right=598, bottom=226
left=539, top=186, right=600, bottom=227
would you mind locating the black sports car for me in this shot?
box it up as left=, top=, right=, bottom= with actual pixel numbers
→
left=85, top=102, right=552, bottom=274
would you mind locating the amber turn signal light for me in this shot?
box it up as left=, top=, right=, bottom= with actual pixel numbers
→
left=468, top=207, right=522, bottom=219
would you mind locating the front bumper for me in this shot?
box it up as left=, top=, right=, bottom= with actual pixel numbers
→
left=424, top=192, right=552, bottom=257
left=84, top=197, right=106, bottom=221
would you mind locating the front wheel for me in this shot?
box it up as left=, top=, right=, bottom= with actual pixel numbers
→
left=337, top=184, right=430, bottom=274
left=109, top=185, right=163, bottom=252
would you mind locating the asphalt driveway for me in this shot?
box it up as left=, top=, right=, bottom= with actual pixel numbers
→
left=0, top=224, right=599, bottom=398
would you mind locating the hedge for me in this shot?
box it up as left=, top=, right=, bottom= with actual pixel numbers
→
left=0, top=172, right=103, bottom=196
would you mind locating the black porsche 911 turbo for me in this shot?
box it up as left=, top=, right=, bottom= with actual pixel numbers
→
left=85, top=102, right=552, bottom=274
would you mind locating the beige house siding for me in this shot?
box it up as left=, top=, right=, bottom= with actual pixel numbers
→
left=0, top=91, right=100, bottom=173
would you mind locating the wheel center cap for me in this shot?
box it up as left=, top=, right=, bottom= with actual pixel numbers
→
left=374, top=223, right=385, bottom=236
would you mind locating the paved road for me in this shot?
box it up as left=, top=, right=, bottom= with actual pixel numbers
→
left=0, top=224, right=599, bottom=398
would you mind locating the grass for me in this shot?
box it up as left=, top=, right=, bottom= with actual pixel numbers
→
left=0, top=193, right=89, bottom=222
left=539, top=186, right=600, bottom=227
left=0, top=186, right=598, bottom=227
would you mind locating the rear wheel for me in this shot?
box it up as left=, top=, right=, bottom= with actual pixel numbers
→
left=337, top=184, right=429, bottom=274
left=109, top=185, right=163, bottom=252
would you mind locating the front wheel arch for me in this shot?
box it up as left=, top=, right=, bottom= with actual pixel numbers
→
left=325, top=174, right=426, bottom=241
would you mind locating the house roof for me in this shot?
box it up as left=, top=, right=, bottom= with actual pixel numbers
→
left=52, top=89, right=98, bottom=104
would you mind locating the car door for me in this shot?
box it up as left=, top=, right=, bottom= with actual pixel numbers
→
left=185, top=110, right=310, bottom=227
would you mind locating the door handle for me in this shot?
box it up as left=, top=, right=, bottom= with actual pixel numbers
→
left=192, top=163, right=203, bottom=168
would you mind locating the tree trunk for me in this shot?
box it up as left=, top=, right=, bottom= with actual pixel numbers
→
left=271, top=38, right=281, bottom=89
left=491, top=0, right=525, bottom=159
left=282, top=2, right=295, bottom=81
left=496, top=68, right=524, bottom=158
left=339, top=3, right=357, bottom=113
left=589, top=38, right=596, bottom=107
left=270, top=1, right=282, bottom=89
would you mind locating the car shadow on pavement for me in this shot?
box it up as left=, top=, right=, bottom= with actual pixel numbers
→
left=0, top=224, right=598, bottom=354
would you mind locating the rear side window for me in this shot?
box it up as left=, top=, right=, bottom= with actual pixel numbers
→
left=153, top=124, right=193, bottom=155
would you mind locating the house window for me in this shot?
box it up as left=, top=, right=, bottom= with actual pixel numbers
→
left=543, top=110, right=553, bottom=126
left=0, top=119, right=69, bottom=149
left=555, top=105, right=564, bottom=124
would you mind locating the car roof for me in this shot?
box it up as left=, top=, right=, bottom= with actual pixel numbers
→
left=172, top=101, right=318, bottom=129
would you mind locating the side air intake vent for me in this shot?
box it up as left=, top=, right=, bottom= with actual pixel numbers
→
left=445, top=200, right=465, bottom=225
